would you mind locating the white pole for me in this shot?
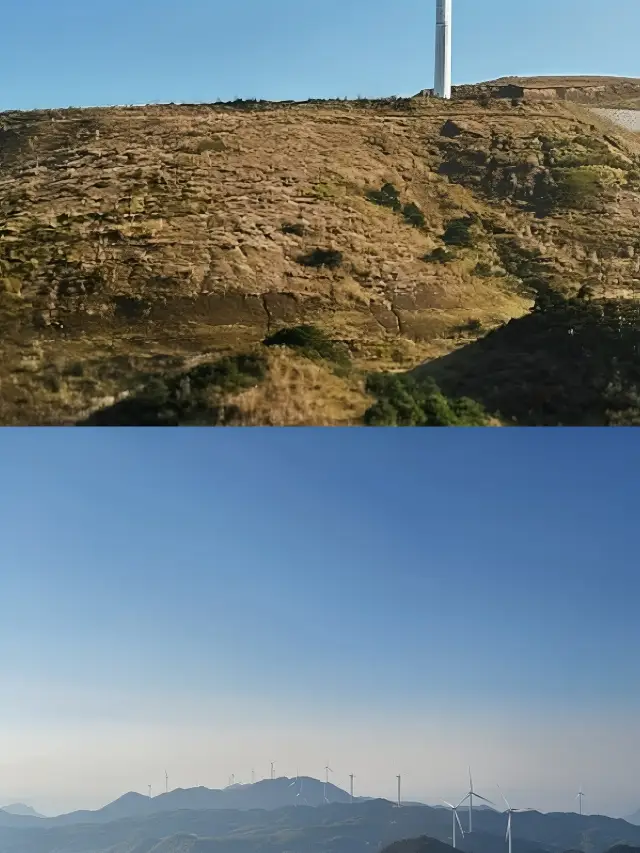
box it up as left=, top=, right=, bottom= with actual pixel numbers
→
left=434, top=0, right=452, bottom=99
left=508, top=815, right=512, bottom=853
left=452, top=810, right=456, bottom=849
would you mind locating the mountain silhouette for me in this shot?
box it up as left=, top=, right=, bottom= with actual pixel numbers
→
left=3, top=796, right=640, bottom=853
left=0, top=805, right=45, bottom=819
left=0, top=778, right=356, bottom=828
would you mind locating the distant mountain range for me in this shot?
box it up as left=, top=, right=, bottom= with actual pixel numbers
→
left=0, top=776, right=358, bottom=828
left=3, top=781, right=640, bottom=853
left=0, top=805, right=45, bottom=819
left=624, top=812, right=640, bottom=826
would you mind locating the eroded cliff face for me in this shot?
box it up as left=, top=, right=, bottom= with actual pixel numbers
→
left=1, top=95, right=639, bottom=424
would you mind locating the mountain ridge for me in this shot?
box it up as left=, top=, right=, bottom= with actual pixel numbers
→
left=0, top=805, right=45, bottom=819
left=3, top=789, right=640, bottom=853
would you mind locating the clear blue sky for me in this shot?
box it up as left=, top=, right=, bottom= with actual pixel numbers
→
left=3, top=0, right=640, bottom=111
left=1, top=429, right=640, bottom=815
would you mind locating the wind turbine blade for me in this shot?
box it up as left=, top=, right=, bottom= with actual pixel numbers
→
left=456, top=797, right=468, bottom=810
left=473, top=794, right=495, bottom=806
left=458, top=793, right=470, bottom=804
left=442, top=800, right=455, bottom=809
left=455, top=810, right=465, bottom=837
left=469, top=767, right=473, bottom=791
left=497, top=785, right=510, bottom=810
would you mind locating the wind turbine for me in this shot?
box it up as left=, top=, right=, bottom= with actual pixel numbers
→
left=459, top=767, right=494, bottom=833
left=251, top=769, right=255, bottom=784
left=289, top=769, right=299, bottom=804
left=396, top=775, right=402, bottom=808
left=270, top=761, right=276, bottom=781
left=350, top=774, right=355, bottom=804
left=324, top=765, right=333, bottom=803
left=576, top=786, right=585, bottom=816
left=442, top=798, right=466, bottom=850
left=434, top=0, right=453, bottom=99
left=165, top=770, right=168, bottom=794
left=298, top=776, right=308, bottom=806
left=499, top=787, right=534, bottom=853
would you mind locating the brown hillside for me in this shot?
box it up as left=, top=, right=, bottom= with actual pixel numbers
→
left=1, top=96, right=640, bottom=425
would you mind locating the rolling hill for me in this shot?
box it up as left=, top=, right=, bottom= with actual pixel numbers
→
left=1, top=79, right=640, bottom=425
left=3, top=787, right=640, bottom=853
left=0, top=778, right=355, bottom=828
left=1, top=805, right=45, bottom=819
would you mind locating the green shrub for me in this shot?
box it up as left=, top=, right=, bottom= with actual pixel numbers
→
left=364, top=373, right=489, bottom=427
left=297, top=248, right=343, bottom=269
left=458, top=318, right=484, bottom=334
left=264, top=324, right=350, bottom=367
left=422, top=247, right=455, bottom=263
left=402, top=202, right=426, bottom=228
left=79, top=353, right=267, bottom=426
left=366, top=183, right=402, bottom=211
left=473, top=261, right=494, bottom=277
left=442, top=216, right=476, bottom=247
left=282, top=222, right=306, bottom=236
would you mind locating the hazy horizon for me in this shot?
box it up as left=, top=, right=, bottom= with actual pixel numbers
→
left=2, top=430, right=639, bottom=818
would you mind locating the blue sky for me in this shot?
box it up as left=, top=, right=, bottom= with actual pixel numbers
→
left=1, top=429, right=639, bottom=815
left=2, top=0, right=639, bottom=111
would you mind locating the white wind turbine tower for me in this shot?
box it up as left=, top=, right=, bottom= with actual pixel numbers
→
left=441, top=798, right=466, bottom=850
left=396, top=775, right=402, bottom=808
left=324, top=765, right=333, bottom=803
left=289, top=769, right=300, bottom=805
left=459, top=767, right=494, bottom=833
left=499, top=787, right=534, bottom=853
left=434, top=0, right=453, bottom=99
left=350, top=774, right=355, bottom=804
left=576, top=786, right=585, bottom=816
left=270, top=761, right=276, bottom=781
left=165, top=770, right=168, bottom=795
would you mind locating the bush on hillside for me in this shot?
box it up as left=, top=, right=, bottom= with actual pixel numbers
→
left=422, top=247, right=455, bottom=263
left=363, top=373, right=490, bottom=427
left=402, top=202, right=426, bottom=228
left=281, top=222, right=307, bottom=236
left=264, top=325, right=350, bottom=367
left=297, top=248, right=343, bottom=269
left=366, top=183, right=402, bottom=211
left=473, top=261, right=494, bottom=277
left=442, top=216, right=477, bottom=247
left=79, top=353, right=267, bottom=426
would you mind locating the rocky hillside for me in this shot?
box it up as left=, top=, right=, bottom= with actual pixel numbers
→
left=2, top=90, right=640, bottom=425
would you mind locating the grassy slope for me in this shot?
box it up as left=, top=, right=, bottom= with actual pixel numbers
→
left=1, top=91, right=640, bottom=425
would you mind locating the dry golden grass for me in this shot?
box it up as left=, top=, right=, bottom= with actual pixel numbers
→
left=228, top=349, right=371, bottom=426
